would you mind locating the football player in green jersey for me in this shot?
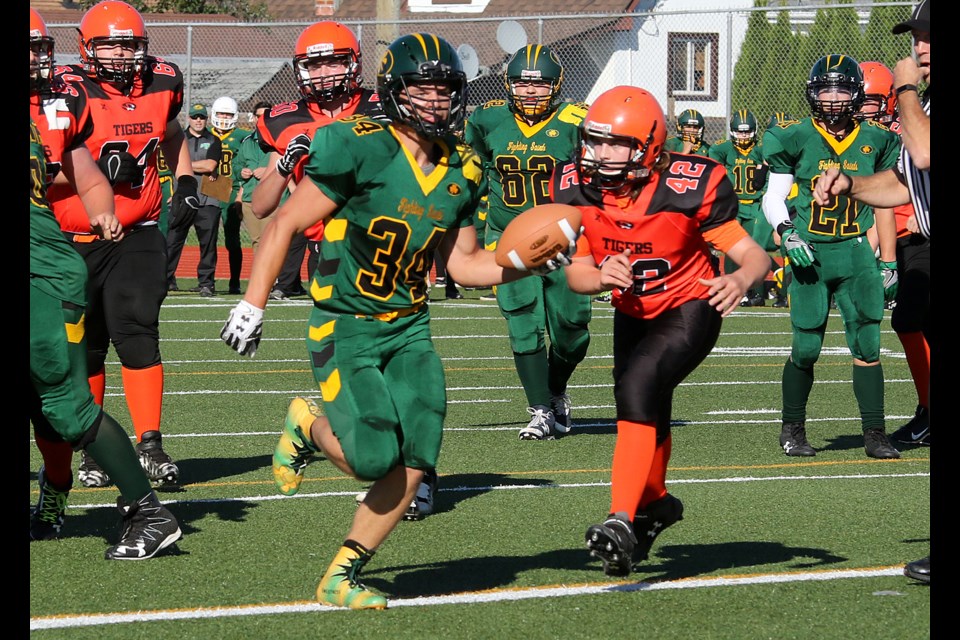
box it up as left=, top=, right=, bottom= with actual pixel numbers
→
left=30, top=117, right=182, bottom=558
left=210, top=96, right=247, bottom=294
left=664, top=108, right=711, bottom=156
left=464, top=44, right=592, bottom=440
left=709, top=109, right=776, bottom=306
left=221, top=33, right=569, bottom=609
left=761, top=54, right=902, bottom=459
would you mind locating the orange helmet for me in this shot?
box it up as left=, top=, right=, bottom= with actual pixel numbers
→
left=293, top=21, right=362, bottom=102
left=30, top=9, right=55, bottom=91
left=77, top=1, right=148, bottom=87
left=577, top=86, right=666, bottom=191
left=858, top=61, right=896, bottom=124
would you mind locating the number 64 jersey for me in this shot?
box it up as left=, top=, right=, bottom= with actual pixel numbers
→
left=304, top=115, right=485, bottom=316
left=551, top=153, right=744, bottom=320
left=49, top=59, right=184, bottom=233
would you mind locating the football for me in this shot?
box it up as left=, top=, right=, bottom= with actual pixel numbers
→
left=494, top=203, right=582, bottom=271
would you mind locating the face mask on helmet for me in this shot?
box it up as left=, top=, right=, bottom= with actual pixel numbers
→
left=729, top=109, right=757, bottom=149
left=857, top=61, right=896, bottom=125
left=503, top=45, right=564, bottom=122
left=576, top=86, right=666, bottom=192
left=77, top=1, right=149, bottom=88
left=294, top=21, right=362, bottom=102
left=675, top=109, right=705, bottom=144
left=806, top=54, right=864, bottom=126
left=30, top=9, right=55, bottom=92
left=377, top=33, right=468, bottom=138
left=211, top=96, right=239, bottom=131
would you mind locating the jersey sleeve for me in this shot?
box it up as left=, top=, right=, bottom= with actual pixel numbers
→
left=759, top=127, right=793, bottom=175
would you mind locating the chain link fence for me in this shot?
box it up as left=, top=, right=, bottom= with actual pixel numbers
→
left=46, top=2, right=915, bottom=138
left=42, top=2, right=916, bottom=254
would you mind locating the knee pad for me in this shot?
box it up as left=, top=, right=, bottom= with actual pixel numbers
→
left=113, top=335, right=161, bottom=369
left=849, top=323, right=881, bottom=363
left=790, top=329, right=823, bottom=369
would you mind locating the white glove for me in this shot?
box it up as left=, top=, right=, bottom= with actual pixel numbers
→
left=221, top=300, right=264, bottom=357
left=528, top=236, right=577, bottom=276
left=276, top=134, right=311, bottom=178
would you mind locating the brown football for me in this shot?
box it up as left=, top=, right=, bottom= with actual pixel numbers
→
left=494, top=203, right=583, bottom=271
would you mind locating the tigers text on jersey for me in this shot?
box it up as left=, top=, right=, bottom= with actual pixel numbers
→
left=304, top=116, right=484, bottom=316
left=552, top=154, right=738, bottom=320
left=707, top=139, right=766, bottom=204
left=30, top=119, right=88, bottom=305
left=30, top=76, right=95, bottom=186
left=464, top=100, right=586, bottom=233
left=48, top=60, right=184, bottom=234
left=762, top=117, right=901, bottom=243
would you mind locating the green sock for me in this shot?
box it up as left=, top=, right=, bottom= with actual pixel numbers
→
left=852, top=363, right=885, bottom=431
left=85, top=412, right=152, bottom=501
left=547, top=346, right=577, bottom=397
left=782, top=359, right=814, bottom=423
left=514, top=349, right=551, bottom=407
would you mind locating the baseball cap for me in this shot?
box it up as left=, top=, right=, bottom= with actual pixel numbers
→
left=188, top=103, right=208, bottom=117
left=892, top=0, right=929, bottom=34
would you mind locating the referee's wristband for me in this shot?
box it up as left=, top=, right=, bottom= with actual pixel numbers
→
left=895, top=84, right=918, bottom=96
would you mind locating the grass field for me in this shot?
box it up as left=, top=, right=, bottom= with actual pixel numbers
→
left=29, top=286, right=931, bottom=638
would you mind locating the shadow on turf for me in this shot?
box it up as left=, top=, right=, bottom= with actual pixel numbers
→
left=34, top=497, right=257, bottom=554
left=427, top=473, right=556, bottom=516
left=364, top=540, right=847, bottom=597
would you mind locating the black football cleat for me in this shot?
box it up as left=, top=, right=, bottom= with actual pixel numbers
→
left=585, top=513, right=637, bottom=577
left=904, top=556, right=930, bottom=583
left=632, top=494, right=684, bottom=562
left=780, top=421, right=816, bottom=457
left=863, top=428, right=901, bottom=459
left=890, top=405, right=930, bottom=446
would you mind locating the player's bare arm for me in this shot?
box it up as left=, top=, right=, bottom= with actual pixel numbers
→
left=565, top=250, right=633, bottom=295
left=60, top=143, right=123, bottom=242
left=893, top=56, right=929, bottom=169
left=244, top=177, right=337, bottom=309
left=441, top=224, right=528, bottom=288
left=251, top=151, right=290, bottom=219
left=160, top=120, right=191, bottom=179
left=699, top=233, right=769, bottom=318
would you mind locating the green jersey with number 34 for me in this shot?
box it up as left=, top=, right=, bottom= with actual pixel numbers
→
left=304, top=115, right=485, bottom=316
left=762, top=117, right=900, bottom=243
left=464, top=100, right=586, bottom=233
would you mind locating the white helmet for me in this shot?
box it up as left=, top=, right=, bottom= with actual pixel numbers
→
left=211, top=96, right=238, bottom=131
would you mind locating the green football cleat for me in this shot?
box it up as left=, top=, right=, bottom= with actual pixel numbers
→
left=317, top=554, right=388, bottom=610
left=272, top=397, right=322, bottom=496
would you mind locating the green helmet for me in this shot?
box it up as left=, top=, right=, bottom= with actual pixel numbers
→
left=729, top=108, right=757, bottom=149
left=503, top=44, right=564, bottom=121
left=767, top=111, right=795, bottom=130
left=675, top=108, right=704, bottom=143
left=806, top=54, right=864, bottom=125
left=376, top=33, right=468, bottom=138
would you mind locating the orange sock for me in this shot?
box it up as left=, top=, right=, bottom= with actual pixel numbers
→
left=88, top=367, right=105, bottom=406
left=121, top=364, right=164, bottom=442
left=897, top=331, right=930, bottom=408
left=34, top=436, right=74, bottom=489
left=609, top=420, right=657, bottom=516
left=640, top=434, right=672, bottom=507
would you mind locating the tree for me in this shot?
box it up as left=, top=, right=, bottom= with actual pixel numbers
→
left=77, top=0, right=271, bottom=21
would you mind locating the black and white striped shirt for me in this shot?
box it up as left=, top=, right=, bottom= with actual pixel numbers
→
left=897, top=89, right=931, bottom=238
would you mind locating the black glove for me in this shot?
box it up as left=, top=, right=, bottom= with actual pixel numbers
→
left=169, top=175, right=200, bottom=231
left=97, top=151, right=141, bottom=186
left=750, top=164, right=769, bottom=192
left=276, top=134, right=311, bottom=178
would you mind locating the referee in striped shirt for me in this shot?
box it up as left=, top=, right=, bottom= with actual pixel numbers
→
left=813, top=0, right=931, bottom=585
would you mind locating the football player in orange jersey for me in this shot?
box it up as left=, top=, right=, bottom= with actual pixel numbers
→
left=30, top=8, right=182, bottom=559
left=857, top=61, right=930, bottom=446
left=48, top=0, right=196, bottom=489
left=253, top=21, right=384, bottom=300
left=552, top=86, right=769, bottom=577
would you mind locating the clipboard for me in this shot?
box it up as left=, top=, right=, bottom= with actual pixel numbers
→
left=200, top=173, right=233, bottom=202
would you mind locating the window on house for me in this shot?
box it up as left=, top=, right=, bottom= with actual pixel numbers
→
left=668, top=32, right=718, bottom=101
